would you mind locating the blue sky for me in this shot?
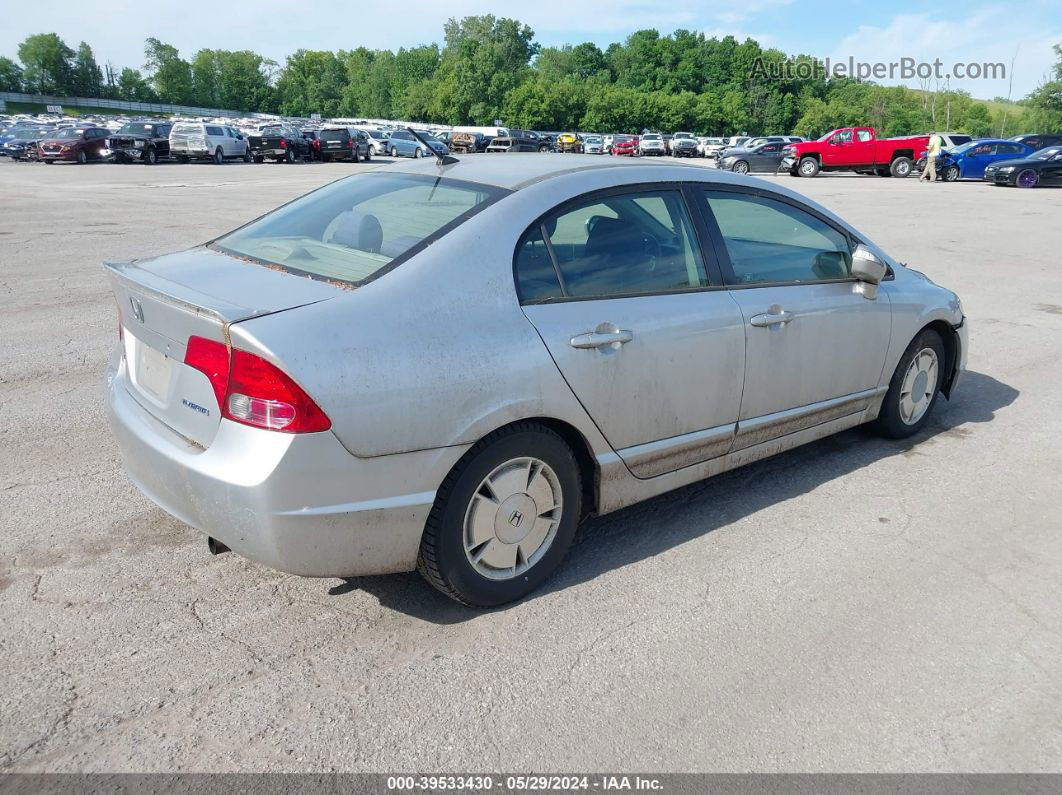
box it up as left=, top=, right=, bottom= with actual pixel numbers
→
left=3, top=0, right=1059, bottom=99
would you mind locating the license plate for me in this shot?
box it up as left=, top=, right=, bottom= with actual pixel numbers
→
left=136, top=343, right=171, bottom=400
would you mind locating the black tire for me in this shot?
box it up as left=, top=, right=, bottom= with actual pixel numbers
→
left=413, top=147, right=422, bottom=158
left=874, top=328, right=946, bottom=439
left=732, top=160, right=750, bottom=174
left=243, top=148, right=252, bottom=163
left=363, top=147, right=371, bottom=162
left=390, top=146, right=399, bottom=158
left=177, top=154, right=190, bottom=164
left=1016, top=169, right=1039, bottom=188
left=76, top=149, right=88, bottom=165
left=890, top=156, right=913, bottom=178
left=875, top=167, right=891, bottom=177
left=797, top=156, right=819, bottom=177
left=417, top=422, right=583, bottom=607
left=352, top=147, right=360, bottom=163
left=285, top=147, right=296, bottom=164
left=252, top=155, right=264, bottom=164
left=213, top=147, right=224, bottom=165
left=144, top=147, right=158, bottom=165
left=943, top=165, right=959, bottom=182
left=44, top=159, right=54, bottom=164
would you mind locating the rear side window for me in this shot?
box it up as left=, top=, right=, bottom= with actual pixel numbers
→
left=704, top=190, right=852, bottom=284
left=206, top=126, right=223, bottom=136
left=515, top=190, right=708, bottom=301
left=217, top=173, right=508, bottom=286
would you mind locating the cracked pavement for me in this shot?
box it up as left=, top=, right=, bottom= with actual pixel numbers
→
left=1, top=158, right=1060, bottom=772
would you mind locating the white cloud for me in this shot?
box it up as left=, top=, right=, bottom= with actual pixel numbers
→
left=830, top=6, right=1061, bottom=98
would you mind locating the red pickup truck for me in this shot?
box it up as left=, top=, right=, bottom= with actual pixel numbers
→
left=782, top=127, right=929, bottom=178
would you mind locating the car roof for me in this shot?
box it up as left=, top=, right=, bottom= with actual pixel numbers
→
left=376, top=152, right=780, bottom=191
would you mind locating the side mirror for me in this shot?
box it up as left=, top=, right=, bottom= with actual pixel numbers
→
left=851, top=244, right=887, bottom=299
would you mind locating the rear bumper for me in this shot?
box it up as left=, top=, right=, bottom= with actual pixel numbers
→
left=106, top=353, right=469, bottom=577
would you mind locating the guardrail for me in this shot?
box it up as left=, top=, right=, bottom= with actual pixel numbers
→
left=0, top=91, right=280, bottom=119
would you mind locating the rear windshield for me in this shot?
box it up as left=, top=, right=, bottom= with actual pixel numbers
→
left=215, top=173, right=509, bottom=286
left=172, top=123, right=202, bottom=134
left=320, top=129, right=350, bottom=141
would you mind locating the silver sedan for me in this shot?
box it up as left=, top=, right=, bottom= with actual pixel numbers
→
left=105, top=155, right=967, bottom=606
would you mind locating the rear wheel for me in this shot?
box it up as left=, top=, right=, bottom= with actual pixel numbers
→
left=1016, top=169, right=1039, bottom=188
left=213, top=147, right=224, bottom=165
left=363, top=146, right=371, bottom=161
left=874, top=328, right=945, bottom=439
left=417, top=423, right=582, bottom=607
left=890, top=157, right=913, bottom=178
left=285, top=147, right=296, bottom=164
left=352, top=147, right=360, bottom=163
left=144, top=147, right=158, bottom=165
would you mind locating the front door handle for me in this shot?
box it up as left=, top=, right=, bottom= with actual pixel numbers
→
left=750, top=308, right=794, bottom=327
left=569, top=328, right=634, bottom=350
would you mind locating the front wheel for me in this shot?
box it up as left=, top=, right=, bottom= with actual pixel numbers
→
left=732, top=160, right=750, bottom=174
left=417, top=423, right=582, bottom=607
left=243, top=148, right=252, bottom=163
left=390, top=146, right=399, bottom=158
left=942, top=165, right=959, bottom=182
left=1016, top=169, right=1039, bottom=188
left=874, top=328, right=946, bottom=439
left=76, top=149, right=88, bottom=165
left=797, top=156, right=819, bottom=177
left=890, top=157, right=913, bottom=178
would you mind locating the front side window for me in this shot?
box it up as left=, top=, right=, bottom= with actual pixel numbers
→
left=833, top=130, right=853, bottom=144
left=515, top=189, right=708, bottom=301
left=704, top=190, right=852, bottom=285
left=216, top=173, right=507, bottom=286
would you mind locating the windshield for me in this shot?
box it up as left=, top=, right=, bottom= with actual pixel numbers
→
left=642, top=134, right=661, bottom=141
left=52, top=129, right=85, bottom=139
left=1032, top=147, right=1062, bottom=160
left=674, top=133, right=693, bottom=139
left=216, top=173, right=508, bottom=286
left=584, top=136, right=602, bottom=143
left=817, top=130, right=840, bottom=142
left=118, top=122, right=161, bottom=136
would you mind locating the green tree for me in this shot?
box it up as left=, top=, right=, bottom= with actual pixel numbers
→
left=144, top=38, right=194, bottom=105
left=275, top=50, right=346, bottom=117
left=17, top=33, right=74, bottom=94
left=71, top=41, right=103, bottom=96
left=1023, top=43, right=1062, bottom=133
left=116, top=67, right=155, bottom=102
left=0, top=56, right=23, bottom=91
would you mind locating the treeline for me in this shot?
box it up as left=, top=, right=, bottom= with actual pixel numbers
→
left=2, top=20, right=1060, bottom=138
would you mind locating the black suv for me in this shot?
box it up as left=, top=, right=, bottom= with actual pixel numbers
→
left=108, top=121, right=173, bottom=164
left=318, top=127, right=372, bottom=162
left=1009, top=133, right=1062, bottom=151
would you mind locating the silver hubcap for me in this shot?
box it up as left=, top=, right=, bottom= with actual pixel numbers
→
left=800, top=160, right=814, bottom=175
left=463, top=457, right=563, bottom=580
left=899, top=347, right=939, bottom=425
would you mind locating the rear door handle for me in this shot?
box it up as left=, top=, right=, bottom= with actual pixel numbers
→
left=750, top=309, right=794, bottom=327
left=569, top=329, right=634, bottom=349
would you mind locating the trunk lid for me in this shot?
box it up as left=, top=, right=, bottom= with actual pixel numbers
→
left=106, top=246, right=339, bottom=447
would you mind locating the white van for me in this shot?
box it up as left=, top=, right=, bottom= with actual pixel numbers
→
left=169, top=121, right=250, bottom=164
left=452, top=125, right=509, bottom=140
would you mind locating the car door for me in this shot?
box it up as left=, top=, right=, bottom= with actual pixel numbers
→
left=821, top=129, right=854, bottom=167
left=517, top=185, right=746, bottom=477
left=962, top=143, right=994, bottom=178
left=750, top=142, right=783, bottom=171
left=699, top=187, right=891, bottom=450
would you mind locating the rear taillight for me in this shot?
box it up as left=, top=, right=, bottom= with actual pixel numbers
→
left=347, top=138, right=353, bottom=148
left=279, top=138, right=287, bottom=149
left=183, top=337, right=330, bottom=434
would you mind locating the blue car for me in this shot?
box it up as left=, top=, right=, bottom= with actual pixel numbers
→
left=385, top=129, right=450, bottom=159
left=919, top=139, right=1034, bottom=181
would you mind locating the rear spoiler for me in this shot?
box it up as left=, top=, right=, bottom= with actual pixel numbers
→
left=104, top=260, right=255, bottom=326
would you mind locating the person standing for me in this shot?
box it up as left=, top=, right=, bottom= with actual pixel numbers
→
left=921, top=132, right=943, bottom=182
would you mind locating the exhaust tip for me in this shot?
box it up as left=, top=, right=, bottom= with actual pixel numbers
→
left=207, top=537, right=230, bottom=556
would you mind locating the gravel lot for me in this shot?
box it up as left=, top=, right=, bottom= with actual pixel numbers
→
left=1, top=156, right=1060, bottom=773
